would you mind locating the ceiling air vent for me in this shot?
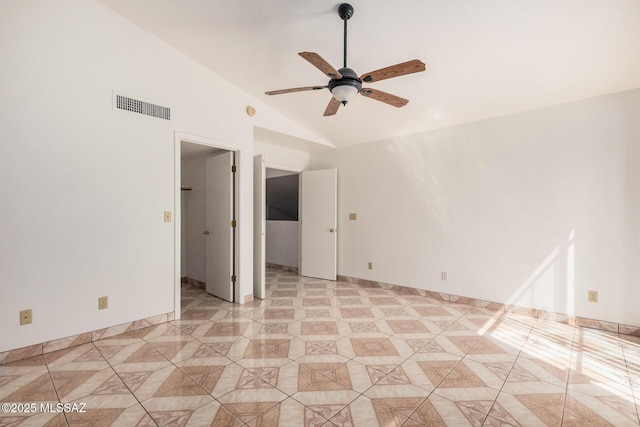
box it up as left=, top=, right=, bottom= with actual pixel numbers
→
left=114, top=94, right=170, bottom=120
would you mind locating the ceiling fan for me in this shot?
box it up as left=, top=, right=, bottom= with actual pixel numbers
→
left=265, top=3, right=426, bottom=116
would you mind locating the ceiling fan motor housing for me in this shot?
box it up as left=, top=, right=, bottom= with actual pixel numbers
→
left=328, top=67, right=362, bottom=104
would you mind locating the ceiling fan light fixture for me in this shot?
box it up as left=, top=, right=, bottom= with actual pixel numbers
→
left=331, top=84, right=359, bottom=105
left=328, top=66, right=362, bottom=105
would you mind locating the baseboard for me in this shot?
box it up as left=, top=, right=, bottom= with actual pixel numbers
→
left=266, top=263, right=298, bottom=274
left=181, top=276, right=205, bottom=289
left=5, top=274, right=636, bottom=365
left=0, top=311, right=174, bottom=366
left=337, top=275, right=640, bottom=338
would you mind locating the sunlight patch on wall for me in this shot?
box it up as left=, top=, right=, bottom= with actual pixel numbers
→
left=566, top=229, right=576, bottom=316
left=506, top=246, right=560, bottom=310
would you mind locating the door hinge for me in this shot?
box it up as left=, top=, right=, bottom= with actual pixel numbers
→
left=231, top=165, right=237, bottom=173
left=231, top=219, right=237, bottom=228
left=231, top=274, right=236, bottom=283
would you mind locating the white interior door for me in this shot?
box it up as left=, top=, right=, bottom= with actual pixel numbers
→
left=300, top=168, right=337, bottom=280
left=253, top=154, right=266, bottom=299
left=205, top=152, right=233, bottom=301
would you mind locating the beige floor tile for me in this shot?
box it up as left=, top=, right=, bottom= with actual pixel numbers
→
left=565, top=388, right=638, bottom=426
left=49, top=365, right=131, bottom=403
left=65, top=393, right=151, bottom=426
left=429, top=332, right=482, bottom=357
left=288, top=336, right=357, bottom=361
left=145, top=334, right=205, bottom=364
left=217, top=387, right=287, bottom=423
left=183, top=400, right=246, bottom=426
left=318, top=359, right=386, bottom=393
left=0, top=356, right=58, bottom=404
left=0, top=411, right=68, bottom=427
left=135, top=321, right=194, bottom=340
left=292, top=381, right=359, bottom=420
left=410, top=393, right=480, bottom=426
left=94, top=337, right=170, bottom=369
left=174, top=354, right=234, bottom=395
left=508, top=354, right=570, bottom=387
left=399, top=351, right=463, bottom=392
left=329, top=394, right=409, bottom=426
left=199, top=336, right=253, bottom=362
left=489, top=390, right=562, bottom=427
left=4, top=270, right=640, bottom=426
left=44, top=343, right=110, bottom=370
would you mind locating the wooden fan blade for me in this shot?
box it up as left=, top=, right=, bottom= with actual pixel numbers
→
left=265, top=85, right=327, bottom=96
left=360, top=88, right=409, bottom=108
left=299, top=52, right=342, bottom=79
left=360, top=59, right=426, bottom=83
left=323, top=97, right=341, bottom=116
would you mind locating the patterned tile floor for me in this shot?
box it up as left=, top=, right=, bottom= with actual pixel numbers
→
left=2, top=268, right=640, bottom=426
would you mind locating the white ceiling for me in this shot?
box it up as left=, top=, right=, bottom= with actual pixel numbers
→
left=99, top=0, right=640, bottom=148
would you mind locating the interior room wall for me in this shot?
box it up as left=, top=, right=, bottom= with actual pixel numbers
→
left=253, top=140, right=310, bottom=172
left=265, top=222, right=299, bottom=268
left=0, top=0, right=325, bottom=353
left=310, top=89, right=640, bottom=327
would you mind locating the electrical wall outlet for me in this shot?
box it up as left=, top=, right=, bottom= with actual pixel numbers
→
left=588, top=290, right=598, bottom=303
left=441, top=272, right=447, bottom=281
left=98, top=296, right=108, bottom=310
left=19, top=309, right=32, bottom=325
left=164, top=211, right=172, bottom=222
left=368, top=262, right=373, bottom=270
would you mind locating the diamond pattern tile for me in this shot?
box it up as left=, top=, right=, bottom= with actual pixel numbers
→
left=1, top=268, right=639, bottom=426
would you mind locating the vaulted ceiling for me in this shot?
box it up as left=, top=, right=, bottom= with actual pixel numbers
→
left=99, top=0, right=640, bottom=148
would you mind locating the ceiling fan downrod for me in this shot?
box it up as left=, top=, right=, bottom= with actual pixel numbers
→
left=338, top=3, right=354, bottom=68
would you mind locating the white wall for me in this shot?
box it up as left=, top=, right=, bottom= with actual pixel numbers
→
left=265, top=221, right=299, bottom=268
left=310, top=89, right=640, bottom=326
left=254, top=140, right=310, bottom=172
left=0, top=0, right=325, bottom=352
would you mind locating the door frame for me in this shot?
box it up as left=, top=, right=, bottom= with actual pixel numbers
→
left=253, top=154, right=265, bottom=300
left=174, top=132, right=243, bottom=320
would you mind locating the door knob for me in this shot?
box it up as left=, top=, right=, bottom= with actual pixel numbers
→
left=329, top=228, right=336, bottom=233
left=203, top=230, right=210, bottom=235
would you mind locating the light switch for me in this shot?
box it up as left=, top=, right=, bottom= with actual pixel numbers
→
left=164, top=211, right=172, bottom=222
left=349, top=213, right=357, bottom=220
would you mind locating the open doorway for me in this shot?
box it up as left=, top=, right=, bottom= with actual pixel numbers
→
left=180, top=142, right=223, bottom=287
left=265, top=168, right=300, bottom=273
left=174, top=134, right=242, bottom=319
left=258, top=166, right=338, bottom=282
